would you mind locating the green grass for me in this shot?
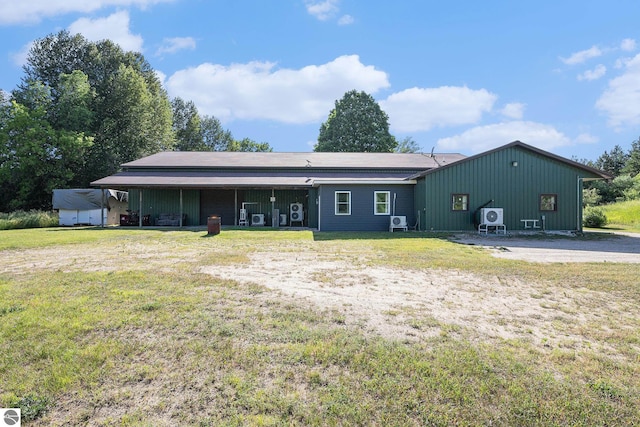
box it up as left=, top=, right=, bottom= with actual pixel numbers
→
left=599, top=199, right=640, bottom=231
left=1, top=228, right=639, bottom=425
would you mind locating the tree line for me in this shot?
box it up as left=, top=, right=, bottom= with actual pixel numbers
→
left=578, top=139, right=640, bottom=206
left=0, top=31, right=272, bottom=212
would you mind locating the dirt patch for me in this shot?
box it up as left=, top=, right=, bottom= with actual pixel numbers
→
left=201, top=250, right=636, bottom=354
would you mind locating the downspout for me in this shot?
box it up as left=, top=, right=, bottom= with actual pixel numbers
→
left=577, top=177, right=583, bottom=233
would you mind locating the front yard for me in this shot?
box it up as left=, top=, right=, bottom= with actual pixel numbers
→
left=1, top=228, right=638, bottom=425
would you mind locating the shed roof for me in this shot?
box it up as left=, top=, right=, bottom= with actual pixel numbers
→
left=121, top=151, right=465, bottom=170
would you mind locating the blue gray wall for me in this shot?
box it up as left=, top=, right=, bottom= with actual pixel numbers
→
left=317, top=184, right=415, bottom=231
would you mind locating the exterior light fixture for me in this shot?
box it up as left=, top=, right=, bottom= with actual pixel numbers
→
left=512, top=161, right=518, bottom=167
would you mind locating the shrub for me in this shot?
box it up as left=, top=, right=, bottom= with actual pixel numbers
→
left=583, top=206, right=608, bottom=228
left=0, top=210, right=59, bottom=230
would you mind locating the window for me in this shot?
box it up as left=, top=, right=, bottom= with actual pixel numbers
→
left=335, top=191, right=351, bottom=215
left=374, top=191, right=390, bottom=215
left=451, top=194, right=469, bottom=211
left=540, top=194, right=557, bottom=211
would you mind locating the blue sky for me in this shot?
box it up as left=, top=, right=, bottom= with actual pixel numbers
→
left=1, top=1, right=640, bottom=161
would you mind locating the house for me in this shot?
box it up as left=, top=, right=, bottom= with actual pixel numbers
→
left=91, top=141, right=610, bottom=232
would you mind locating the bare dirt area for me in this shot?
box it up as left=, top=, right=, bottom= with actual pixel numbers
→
left=201, top=234, right=639, bottom=356
left=450, top=231, right=640, bottom=263
left=3, top=231, right=638, bottom=357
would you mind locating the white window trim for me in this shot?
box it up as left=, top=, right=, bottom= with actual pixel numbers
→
left=374, top=191, right=390, bottom=215
left=335, top=191, right=351, bottom=215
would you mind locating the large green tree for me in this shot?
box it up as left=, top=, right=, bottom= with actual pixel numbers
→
left=594, top=144, right=629, bottom=177
left=16, top=31, right=174, bottom=184
left=315, top=90, right=397, bottom=152
left=0, top=101, right=92, bottom=211
left=621, top=137, right=640, bottom=177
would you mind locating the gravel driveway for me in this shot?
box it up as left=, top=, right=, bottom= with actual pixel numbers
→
left=450, top=231, right=640, bottom=263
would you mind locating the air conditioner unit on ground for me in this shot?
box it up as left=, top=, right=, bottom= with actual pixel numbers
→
left=290, top=203, right=304, bottom=224
left=480, top=208, right=504, bottom=225
left=251, top=213, right=265, bottom=226
left=389, top=215, right=408, bottom=232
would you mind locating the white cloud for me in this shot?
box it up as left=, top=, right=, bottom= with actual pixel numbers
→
left=575, top=133, right=599, bottom=144
left=577, top=64, right=606, bottom=81
left=165, top=54, right=390, bottom=124
left=596, top=53, right=640, bottom=128
left=68, top=11, right=144, bottom=52
left=0, top=0, right=173, bottom=25
left=500, top=102, right=525, bottom=120
left=10, top=42, right=33, bottom=67
left=380, top=86, right=497, bottom=133
left=305, top=0, right=339, bottom=21
left=620, top=38, right=636, bottom=52
left=560, top=46, right=602, bottom=65
left=338, top=14, right=354, bottom=25
left=436, top=121, right=572, bottom=154
left=156, top=37, right=196, bottom=55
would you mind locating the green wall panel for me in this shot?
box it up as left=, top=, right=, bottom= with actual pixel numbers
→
left=129, top=189, right=200, bottom=226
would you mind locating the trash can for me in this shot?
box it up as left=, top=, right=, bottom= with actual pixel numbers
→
left=207, top=215, right=221, bottom=235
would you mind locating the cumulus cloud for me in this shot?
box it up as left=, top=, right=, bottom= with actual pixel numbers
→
left=500, top=102, right=525, bottom=120
left=436, top=121, right=572, bottom=154
left=0, top=0, right=173, bottom=25
left=69, top=11, right=144, bottom=52
left=156, top=37, right=196, bottom=55
left=305, top=0, right=339, bottom=21
left=165, top=54, right=390, bottom=124
left=380, top=86, right=497, bottom=133
left=620, top=38, right=636, bottom=52
left=577, top=64, right=607, bottom=81
left=596, top=52, right=640, bottom=128
left=338, top=14, right=354, bottom=25
left=560, top=46, right=602, bottom=65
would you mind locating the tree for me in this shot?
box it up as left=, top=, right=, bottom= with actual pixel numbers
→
left=17, top=31, right=174, bottom=185
left=227, top=138, right=273, bottom=152
left=395, top=136, right=421, bottom=153
left=0, top=101, right=92, bottom=211
left=594, top=144, right=629, bottom=177
left=172, top=97, right=203, bottom=151
left=201, top=115, right=234, bottom=151
left=621, top=137, right=640, bottom=177
left=314, top=90, right=397, bottom=152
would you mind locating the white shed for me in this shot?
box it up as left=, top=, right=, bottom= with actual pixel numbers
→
left=52, top=189, right=128, bottom=226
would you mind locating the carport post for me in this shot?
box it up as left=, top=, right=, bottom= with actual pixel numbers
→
left=180, top=189, right=183, bottom=227
left=139, top=190, right=143, bottom=227
left=101, top=188, right=105, bottom=228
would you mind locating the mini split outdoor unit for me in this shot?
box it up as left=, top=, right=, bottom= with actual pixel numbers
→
left=290, top=203, right=303, bottom=223
left=389, top=215, right=408, bottom=232
left=251, top=213, right=265, bottom=226
left=480, top=208, right=504, bottom=225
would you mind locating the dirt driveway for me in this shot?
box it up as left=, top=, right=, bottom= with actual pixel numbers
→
left=450, top=231, right=640, bottom=263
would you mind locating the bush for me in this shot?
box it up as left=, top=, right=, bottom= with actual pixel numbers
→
left=583, top=206, right=608, bottom=228
left=0, top=210, right=59, bottom=230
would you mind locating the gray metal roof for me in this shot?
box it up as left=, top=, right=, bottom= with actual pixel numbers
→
left=121, top=151, right=466, bottom=170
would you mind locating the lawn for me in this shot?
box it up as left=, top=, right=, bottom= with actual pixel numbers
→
left=1, top=228, right=639, bottom=426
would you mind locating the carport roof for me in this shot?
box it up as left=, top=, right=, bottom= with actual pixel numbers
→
left=91, top=170, right=417, bottom=189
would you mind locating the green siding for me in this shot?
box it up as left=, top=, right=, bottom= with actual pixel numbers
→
left=129, top=189, right=200, bottom=226
left=418, top=146, right=594, bottom=231
left=240, top=189, right=309, bottom=226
